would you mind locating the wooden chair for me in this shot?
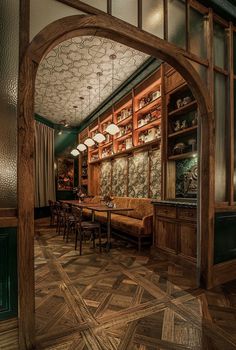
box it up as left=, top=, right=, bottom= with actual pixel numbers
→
left=73, top=206, right=101, bottom=255
left=48, top=200, right=57, bottom=226
left=56, top=203, right=70, bottom=236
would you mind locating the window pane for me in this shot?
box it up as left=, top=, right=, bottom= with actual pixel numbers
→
left=81, top=0, right=107, bottom=12
left=214, top=72, right=228, bottom=202
left=0, top=0, right=19, bottom=208
left=168, top=0, right=186, bottom=49
left=214, top=22, right=228, bottom=70
left=112, top=0, right=138, bottom=26
left=188, top=60, right=207, bottom=85
left=189, top=7, right=207, bottom=58
left=142, top=0, right=164, bottom=39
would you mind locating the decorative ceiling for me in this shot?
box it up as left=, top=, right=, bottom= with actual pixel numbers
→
left=35, top=36, right=149, bottom=127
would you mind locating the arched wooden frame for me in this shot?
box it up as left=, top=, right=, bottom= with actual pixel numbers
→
left=18, top=14, right=214, bottom=349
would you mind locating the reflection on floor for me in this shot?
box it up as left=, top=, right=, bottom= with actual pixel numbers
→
left=35, top=218, right=236, bottom=350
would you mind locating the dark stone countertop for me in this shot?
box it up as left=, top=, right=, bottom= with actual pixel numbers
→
left=151, top=199, right=197, bottom=208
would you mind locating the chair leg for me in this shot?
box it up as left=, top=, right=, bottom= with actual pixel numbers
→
left=98, top=226, right=101, bottom=253
left=93, top=231, right=95, bottom=249
left=75, top=227, right=78, bottom=250
left=138, top=237, right=141, bottom=252
left=79, top=230, right=83, bottom=256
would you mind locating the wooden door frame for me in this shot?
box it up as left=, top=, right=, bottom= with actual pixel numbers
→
left=18, top=14, right=214, bottom=349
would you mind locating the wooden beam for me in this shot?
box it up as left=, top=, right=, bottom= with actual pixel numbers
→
left=56, top=0, right=106, bottom=15
left=229, top=23, right=235, bottom=206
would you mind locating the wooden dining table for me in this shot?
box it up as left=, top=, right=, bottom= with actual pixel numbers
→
left=85, top=205, right=133, bottom=251
left=61, top=200, right=132, bottom=251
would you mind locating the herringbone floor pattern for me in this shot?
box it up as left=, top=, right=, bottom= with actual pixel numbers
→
left=34, top=218, right=236, bottom=350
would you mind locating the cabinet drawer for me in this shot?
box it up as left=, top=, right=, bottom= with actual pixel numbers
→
left=178, top=208, right=196, bottom=221
left=155, top=206, right=176, bottom=218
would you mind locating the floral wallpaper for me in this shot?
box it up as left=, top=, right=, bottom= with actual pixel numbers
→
left=100, top=161, right=112, bottom=196
left=150, top=148, right=162, bottom=199
left=176, top=157, right=198, bottom=198
left=112, top=157, right=128, bottom=196
left=128, top=152, right=149, bottom=198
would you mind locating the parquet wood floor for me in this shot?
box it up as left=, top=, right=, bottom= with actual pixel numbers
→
left=1, top=218, right=235, bottom=350
left=33, top=218, right=236, bottom=350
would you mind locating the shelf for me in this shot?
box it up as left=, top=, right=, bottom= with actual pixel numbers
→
left=100, top=141, right=113, bottom=148
left=90, top=148, right=99, bottom=154
left=168, top=100, right=197, bottom=117
left=135, top=96, right=161, bottom=115
left=114, top=131, right=132, bottom=142
left=134, top=138, right=161, bottom=148
left=135, top=118, right=161, bottom=133
left=168, top=152, right=197, bottom=161
left=116, top=115, right=132, bottom=126
left=168, top=125, right=198, bottom=138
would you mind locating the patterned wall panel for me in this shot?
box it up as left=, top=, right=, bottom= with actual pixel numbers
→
left=150, top=148, right=162, bottom=199
left=176, top=157, right=198, bottom=198
left=112, top=157, right=128, bottom=196
left=0, top=1, right=19, bottom=208
left=128, top=152, right=149, bottom=198
left=100, top=161, right=112, bottom=196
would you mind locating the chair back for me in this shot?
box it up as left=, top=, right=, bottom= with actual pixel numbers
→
left=71, top=206, right=83, bottom=228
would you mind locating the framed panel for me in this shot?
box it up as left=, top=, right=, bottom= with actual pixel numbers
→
left=142, top=0, right=164, bottom=39
left=168, top=0, right=186, bottom=49
left=57, top=158, right=74, bottom=191
left=112, top=0, right=138, bottom=26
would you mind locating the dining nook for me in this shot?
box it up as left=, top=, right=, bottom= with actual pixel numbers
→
left=1, top=0, right=236, bottom=349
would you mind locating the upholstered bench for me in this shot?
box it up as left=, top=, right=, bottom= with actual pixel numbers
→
left=82, top=196, right=153, bottom=250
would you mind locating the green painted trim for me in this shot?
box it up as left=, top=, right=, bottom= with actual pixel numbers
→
left=35, top=113, right=55, bottom=128
left=0, top=227, right=17, bottom=320
left=78, top=57, right=162, bottom=132
left=198, top=0, right=236, bottom=22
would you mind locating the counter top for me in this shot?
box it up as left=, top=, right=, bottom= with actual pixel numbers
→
left=151, top=199, right=197, bottom=208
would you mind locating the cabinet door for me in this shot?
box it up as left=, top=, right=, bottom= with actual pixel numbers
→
left=155, top=218, right=177, bottom=254
left=178, top=223, right=197, bottom=261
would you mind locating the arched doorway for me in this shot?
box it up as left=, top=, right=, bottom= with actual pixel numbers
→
left=18, top=13, right=213, bottom=348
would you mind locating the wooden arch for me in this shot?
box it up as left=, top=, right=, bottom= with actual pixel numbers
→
left=18, top=14, right=214, bottom=349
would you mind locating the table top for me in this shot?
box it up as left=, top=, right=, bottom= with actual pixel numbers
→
left=85, top=205, right=133, bottom=212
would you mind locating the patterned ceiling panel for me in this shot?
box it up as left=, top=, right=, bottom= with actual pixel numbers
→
left=35, top=36, right=149, bottom=126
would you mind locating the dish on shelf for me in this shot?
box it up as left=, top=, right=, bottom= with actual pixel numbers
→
left=173, top=142, right=186, bottom=155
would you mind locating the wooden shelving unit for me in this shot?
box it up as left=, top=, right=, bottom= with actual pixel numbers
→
left=78, top=128, right=89, bottom=193
left=84, top=72, right=163, bottom=163
left=167, top=83, right=198, bottom=160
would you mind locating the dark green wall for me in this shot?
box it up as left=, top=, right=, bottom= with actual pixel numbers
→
left=0, top=228, right=17, bottom=320
left=55, top=130, right=79, bottom=201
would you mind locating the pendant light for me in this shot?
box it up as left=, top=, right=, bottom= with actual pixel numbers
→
left=106, top=54, right=120, bottom=136
left=76, top=96, right=88, bottom=151
left=84, top=86, right=95, bottom=147
left=71, top=149, right=80, bottom=156
left=77, top=143, right=87, bottom=152
left=84, top=138, right=95, bottom=147
left=92, top=71, right=106, bottom=143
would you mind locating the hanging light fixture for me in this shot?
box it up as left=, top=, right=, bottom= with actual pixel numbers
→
left=71, top=149, right=80, bottom=156
left=105, top=54, right=120, bottom=136
left=84, top=137, right=95, bottom=147
left=77, top=143, right=87, bottom=152
left=92, top=71, right=106, bottom=143
left=93, top=133, right=106, bottom=143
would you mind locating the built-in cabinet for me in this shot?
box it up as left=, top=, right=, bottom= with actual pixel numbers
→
left=153, top=202, right=197, bottom=264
